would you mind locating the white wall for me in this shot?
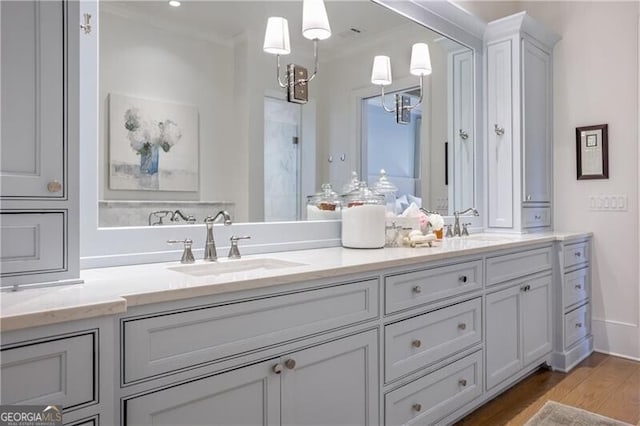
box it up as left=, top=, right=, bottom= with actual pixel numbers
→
left=460, top=1, right=640, bottom=359
left=99, top=11, right=238, bottom=206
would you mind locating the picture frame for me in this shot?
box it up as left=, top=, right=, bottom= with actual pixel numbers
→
left=576, top=124, right=609, bottom=180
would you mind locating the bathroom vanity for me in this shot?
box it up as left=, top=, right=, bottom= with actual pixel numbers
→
left=1, top=234, right=592, bottom=425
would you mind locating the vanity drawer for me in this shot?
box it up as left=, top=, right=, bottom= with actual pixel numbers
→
left=0, top=211, right=65, bottom=276
left=565, top=304, right=590, bottom=349
left=564, top=242, right=589, bottom=269
left=0, top=332, right=96, bottom=409
left=384, top=260, right=483, bottom=314
left=564, top=267, right=589, bottom=310
left=122, top=279, right=379, bottom=383
left=523, top=207, right=550, bottom=228
left=384, top=298, right=481, bottom=383
left=385, top=350, right=482, bottom=426
left=486, top=246, right=552, bottom=286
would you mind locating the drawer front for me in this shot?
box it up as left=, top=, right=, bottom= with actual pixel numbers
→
left=385, top=260, right=483, bottom=314
left=564, top=267, right=589, bottom=309
left=486, top=246, right=552, bottom=286
left=123, top=279, right=379, bottom=383
left=564, top=242, right=588, bottom=269
left=1, top=333, right=96, bottom=410
left=0, top=212, right=65, bottom=277
left=65, top=418, right=97, bottom=426
left=523, top=207, right=551, bottom=228
left=384, top=298, right=481, bottom=383
left=565, top=304, right=589, bottom=349
left=385, top=350, right=483, bottom=426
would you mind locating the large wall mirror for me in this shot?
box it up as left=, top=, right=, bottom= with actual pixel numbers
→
left=97, top=0, right=477, bottom=228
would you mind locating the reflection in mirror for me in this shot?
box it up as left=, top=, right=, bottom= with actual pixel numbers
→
left=97, top=1, right=473, bottom=227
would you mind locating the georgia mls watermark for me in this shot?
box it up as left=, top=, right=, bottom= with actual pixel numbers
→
left=0, top=405, right=62, bottom=426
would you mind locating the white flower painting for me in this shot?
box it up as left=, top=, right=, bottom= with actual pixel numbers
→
left=109, top=94, right=199, bottom=191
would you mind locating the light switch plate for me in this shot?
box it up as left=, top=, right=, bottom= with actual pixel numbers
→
left=588, top=194, right=627, bottom=211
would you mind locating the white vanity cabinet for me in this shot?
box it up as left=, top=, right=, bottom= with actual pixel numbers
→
left=0, top=0, right=80, bottom=287
left=485, top=12, right=560, bottom=232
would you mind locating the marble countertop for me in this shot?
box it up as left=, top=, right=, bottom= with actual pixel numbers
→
left=0, top=232, right=591, bottom=332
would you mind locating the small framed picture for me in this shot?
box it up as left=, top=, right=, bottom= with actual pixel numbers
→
left=576, top=124, right=608, bottom=180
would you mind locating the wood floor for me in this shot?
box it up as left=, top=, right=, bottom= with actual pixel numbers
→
left=455, top=353, right=640, bottom=425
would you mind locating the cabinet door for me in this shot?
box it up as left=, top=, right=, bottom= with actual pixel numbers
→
left=487, top=39, right=513, bottom=228
left=125, top=360, right=280, bottom=426
left=522, top=275, right=553, bottom=365
left=522, top=39, right=552, bottom=204
left=0, top=1, right=65, bottom=198
left=281, top=330, right=378, bottom=426
left=486, top=285, right=521, bottom=389
left=452, top=49, right=475, bottom=211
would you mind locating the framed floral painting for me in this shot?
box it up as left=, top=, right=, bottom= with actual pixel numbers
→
left=108, top=93, right=199, bottom=191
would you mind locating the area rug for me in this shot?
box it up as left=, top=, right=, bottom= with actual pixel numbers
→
left=524, top=401, right=633, bottom=426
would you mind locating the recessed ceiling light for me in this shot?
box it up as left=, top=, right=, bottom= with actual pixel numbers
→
left=168, top=0, right=181, bottom=7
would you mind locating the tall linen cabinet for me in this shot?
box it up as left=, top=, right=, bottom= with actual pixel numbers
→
left=485, top=12, right=560, bottom=233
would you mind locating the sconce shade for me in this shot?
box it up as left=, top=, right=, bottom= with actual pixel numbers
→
left=263, top=17, right=291, bottom=55
left=302, top=0, right=331, bottom=40
left=371, top=55, right=392, bottom=86
left=410, top=43, right=432, bottom=76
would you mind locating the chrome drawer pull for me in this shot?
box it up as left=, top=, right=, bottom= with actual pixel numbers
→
left=412, top=404, right=422, bottom=412
left=412, top=339, right=422, bottom=348
left=575, top=322, right=583, bottom=328
left=458, top=275, right=468, bottom=283
left=458, top=323, right=467, bottom=330
left=459, top=378, right=467, bottom=386
left=574, top=284, right=583, bottom=290
left=412, top=285, right=422, bottom=294
left=284, top=359, right=296, bottom=370
left=272, top=364, right=283, bottom=374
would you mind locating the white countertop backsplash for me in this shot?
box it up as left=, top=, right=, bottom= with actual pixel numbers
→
left=0, top=232, right=591, bottom=331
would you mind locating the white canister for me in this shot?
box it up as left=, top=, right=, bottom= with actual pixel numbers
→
left=341, top=182, right=386, bottom=248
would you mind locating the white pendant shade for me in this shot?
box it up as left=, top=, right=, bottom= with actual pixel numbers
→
left=302, top=0, right=331, bottom=40
left=410, top=43, right=432, bottom=76
left=371, top=56, right=392, bottom=86
left=263, top=17, right=291, bottom=55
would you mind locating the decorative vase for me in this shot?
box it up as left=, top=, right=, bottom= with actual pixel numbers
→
left=140, top=144, right=159, bottom=175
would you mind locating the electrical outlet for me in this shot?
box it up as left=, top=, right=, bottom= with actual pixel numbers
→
left=588, top=194, right=627, bottom=211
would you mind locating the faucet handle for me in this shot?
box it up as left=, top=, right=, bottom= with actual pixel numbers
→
left=461, top=223, right=472, bottom=237
left=228, top=235, right=251, bottom=259
left=167, top=239, right=195, bottom=264
left=445, top=224, right=454, bottom=238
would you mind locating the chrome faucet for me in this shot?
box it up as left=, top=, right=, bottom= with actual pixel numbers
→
left=170, top=209, right=197, bottom=224
left=203, top=211, right=232, bottom=261
left=453, top=208, right=479, bottom=237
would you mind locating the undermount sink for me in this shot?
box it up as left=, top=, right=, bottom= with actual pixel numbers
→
left=168, top=258, right=308, bottom=277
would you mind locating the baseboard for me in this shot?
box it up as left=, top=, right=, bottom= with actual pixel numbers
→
left=592, top=318, right=640, bottom=359
left=594, top=349, right=640, bottom=363
left=551, top=336, right=593, bottom=372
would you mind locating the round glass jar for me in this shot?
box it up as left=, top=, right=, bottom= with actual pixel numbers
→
left=341, top=182, right=386, bottom=249
left=371, top=169, right=398, bottom=217
left=306, top=183, right=341, bottom=220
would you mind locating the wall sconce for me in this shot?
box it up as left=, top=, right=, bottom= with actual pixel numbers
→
left=263, top=0, right=331, bottom=104
left=370, top=43, right=432, bottom=124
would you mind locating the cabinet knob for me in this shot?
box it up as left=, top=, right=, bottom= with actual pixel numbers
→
left=458, top=323, right=467, bottom=331
left=575, top=252, right=582, bottom=257
left=494, top=124, right=505, bottom=136
left=412, top=403, right=422, bottom=412
left=534, top=215, right=541, bottom=220
left=47, top=180, right=62, bottom=193
left=576, top=322, right=583, bottom=328
left=459, top=129, right=469, bottom=140
left=527, top=195, right=532, bottom=201
left=412, top=285, right=422, bottom=294
left=412, top=339, right=422, bottom=348
left=459, top=378, right=468, bottom=387
left=575, top=284, right=582, bottom=290
left=458, top=275, right=468, bottom=283
left=284, top=359, right=296, bottom=370
left=272, top=364, right=283, bottom=374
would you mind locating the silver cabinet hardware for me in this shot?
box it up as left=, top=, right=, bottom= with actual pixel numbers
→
left=228, top=235, right=251, bottom=259
left=411, top=339, right=422, bottom=348
left=458, top=275, right=468, bottom=283
left=272, top=364, right=283, bottom=374
left=47, top=180, right=62, bottom=193
left=575, top=251, right=582, bottom=257
left=527, top=195, right=532, bottom=201
left=459, top=129, right=469, bottom=140
left=521, top=284, right=531, bottom=292
left=494, top=124, right=505, bottom=136
left=459, top=378, right=467, bottom=386
left=575, top=322, right=583, bottom=328
left=412, top=285, right=422, bottom=294
left=575, top=284, right=583, bottom=290
left=534, top=214, right=542, bottom=220
left=167, top=239, right=195, bottom=264
left=458, top=323, right=467, bottom=330
left=412, top=404, right=422, bottom=412
left=80, top=13, right=92, bottom=34
left=284, top=359, right=296, bottom=370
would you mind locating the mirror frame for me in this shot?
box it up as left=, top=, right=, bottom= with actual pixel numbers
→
left=79, top=0, right=486, bottom=268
